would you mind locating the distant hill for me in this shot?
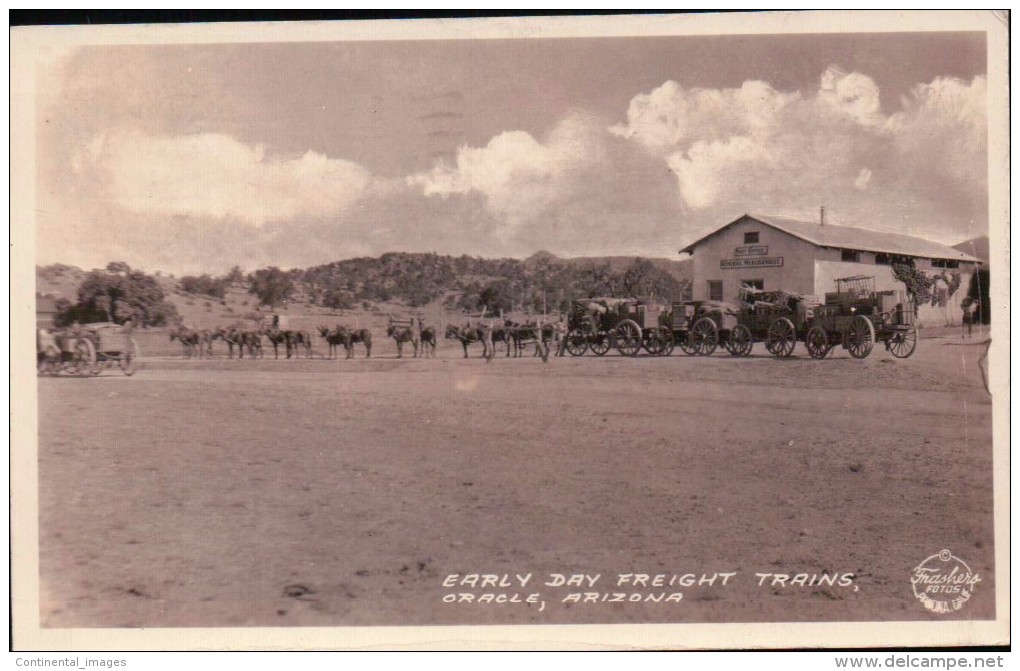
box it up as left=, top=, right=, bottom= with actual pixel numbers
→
left=953, top=236, right=990, bottom=265
left=37, top=252, right=694, bottom=329
left=524, top=251, right=692, bottom=283
left=563, top=255, right=692, bottom=284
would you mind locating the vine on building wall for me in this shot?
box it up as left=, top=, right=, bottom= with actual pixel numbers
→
left=892, top=264, right=962, bottom=313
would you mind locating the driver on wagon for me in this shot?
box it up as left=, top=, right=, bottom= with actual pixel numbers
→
left=584, top=300, right=607, bottom=334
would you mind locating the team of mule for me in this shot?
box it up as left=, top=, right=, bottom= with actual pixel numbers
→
left=169, top=317, right=562, bottom=361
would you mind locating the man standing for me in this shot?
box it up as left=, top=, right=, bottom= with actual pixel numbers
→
left=961, top=296, right=980, bottom=338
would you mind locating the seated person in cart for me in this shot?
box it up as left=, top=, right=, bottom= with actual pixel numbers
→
left=581, top=299, right=608, bottom=334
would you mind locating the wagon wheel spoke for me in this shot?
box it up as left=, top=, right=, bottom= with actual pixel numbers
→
left=805, top=326, right=829, bottom=360
left=643, top=327, right=664, bottom=355
left=690, top=317, right=718, bottom=356
left=677, top=331, right=696, bottom=355
left=656, top=327, right=674, bottom=356
left=564, top=328, right=588, bottom=356
left=614, top=320, right=642, bottom=357
left=728, top=324, right=753, bottom=357
left=590, top=331, right=611, bottom=356
left=846, top=315, right=876, bottom=359
left=767, top=318, right=796, bottom=358
left=887, top=325, right=917, bottom=359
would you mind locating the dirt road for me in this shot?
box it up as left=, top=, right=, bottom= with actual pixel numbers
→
left=37, top=336, right=995, bottom=627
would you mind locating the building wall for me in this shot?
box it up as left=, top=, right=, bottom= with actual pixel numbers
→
left=691, top=217, right=818, bottom=302
left=813, top=256, right=905, bottom=296
left=689, top=218, right=978, bottom=326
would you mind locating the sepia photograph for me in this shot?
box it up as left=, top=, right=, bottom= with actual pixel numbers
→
left=11, top=10, right=1009, bottom=651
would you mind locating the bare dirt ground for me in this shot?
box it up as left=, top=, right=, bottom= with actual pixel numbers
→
left=37, top=333, right=996, bottom=628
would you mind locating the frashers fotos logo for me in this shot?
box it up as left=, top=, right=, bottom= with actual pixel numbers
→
left=911, top=550, right=981, bottom=614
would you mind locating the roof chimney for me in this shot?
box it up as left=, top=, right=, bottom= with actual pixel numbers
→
left=820, top=206, right=826, bottom=226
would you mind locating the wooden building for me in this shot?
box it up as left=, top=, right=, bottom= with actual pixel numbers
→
left=679, top=213, right=982, bottom=327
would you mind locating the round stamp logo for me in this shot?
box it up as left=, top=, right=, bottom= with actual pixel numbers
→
left=911, top=549, right=981, bottom=614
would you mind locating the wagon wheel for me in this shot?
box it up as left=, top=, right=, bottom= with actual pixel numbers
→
left=886, top=324, right=917, bottom=359
left=846, top=315, right=876, bottom=359
left=643, top=331, right=663, bottom=356
left=120, top=337, right=141, bottom=376
left=590, top=330, right=611, bottom=356
left=642, top=326, right=669, bottom=356
left=655, top=327, right=674, bottom=356
left=654, top=327, right=674, bottom=356
left=676, top=331, right=697, bottom=356
left=564, top=328, right=589, bottom=356
left=614, top=319, right=643, bottom=357
left=75, top=339, right=98, bottom=377
left=689, top=317, right=718, bottom=356
left=805, top=325, right=829, bottom=360
left=766, top=317, right=797, bottom=358
left=726, top=324, right=753, bottom=357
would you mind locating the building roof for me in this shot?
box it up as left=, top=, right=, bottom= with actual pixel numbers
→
left=680, top=214, right=983, bottom=264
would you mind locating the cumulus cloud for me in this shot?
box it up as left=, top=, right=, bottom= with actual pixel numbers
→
left=79, top=131, right=379, bottom=225
left=410, top=113, right=610, bottom=242
left=608, top=67, right=987, bottom=243
left=610, top=79, right=798, bottom=151
left=817, top=65, right=883, bottom=126
left=886, top=75, right=988, bottom=190
left=43, top=66, right=988, bottom=273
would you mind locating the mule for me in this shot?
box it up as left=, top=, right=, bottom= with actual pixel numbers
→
left=387, top=322, right=420, bottom=358
left=263, top=328, right=288, bottom=359
left=445, top=324, right=494, bottom=361
left=169, top=326, right=211, bottom=358
left=213, top=327, right=244, bottom=359
left=318, top=326, right=347, bottom=359
left=419, top=326, right=437, bottom=358
left=337, top=326, right=372, bottom=358
left=286, top=330, right=314, bottom=359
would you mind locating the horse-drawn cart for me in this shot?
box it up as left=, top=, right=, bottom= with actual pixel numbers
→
left=564, top=298, right=672, bottom=357
left=664, top=288, right=815, bottom=358
left=37, top=322, right=140, bottom=376
left=804, top=275, right=917, bottom=360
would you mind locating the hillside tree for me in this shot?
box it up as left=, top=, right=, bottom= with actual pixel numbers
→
left=56, top=264, right=178, bottom=326
left=249, top=267, right=294, bottom=310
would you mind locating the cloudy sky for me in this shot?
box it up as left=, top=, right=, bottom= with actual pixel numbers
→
left=36, top=29, right=988, bottom=274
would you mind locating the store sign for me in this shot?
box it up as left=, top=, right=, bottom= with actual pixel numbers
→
left=734, top=245, right=769, bottom=257
left=721, top=257, right=784, bottom=269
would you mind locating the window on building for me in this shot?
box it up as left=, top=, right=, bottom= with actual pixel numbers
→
left=741, top=279, right=764, bottom=290
left=881, top=253, right=913, bottom=267
left=931, top=259, right=960, bottom=269
left=744, top=232, right=759, bottom=244
left=708, top=281, right=723, bottom=301
left=841, top=249, right=861, bottom=263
